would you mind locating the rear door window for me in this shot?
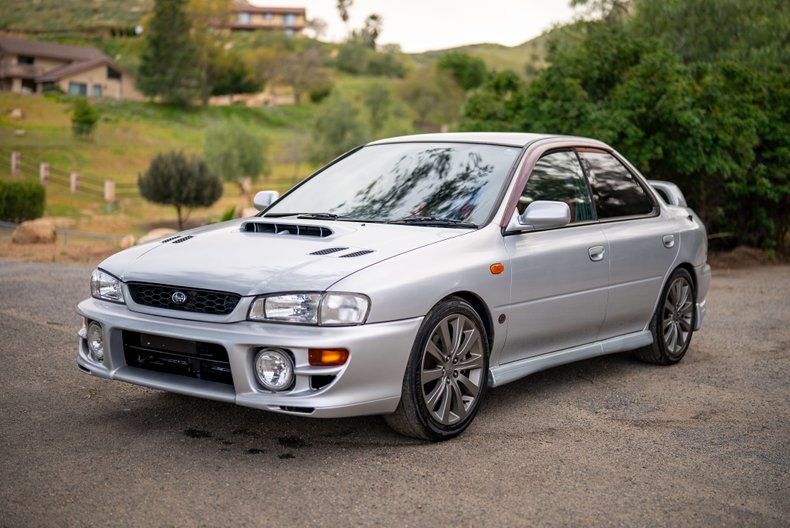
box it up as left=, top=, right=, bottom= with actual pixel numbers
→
left=579, top=151, right=654, bottom=219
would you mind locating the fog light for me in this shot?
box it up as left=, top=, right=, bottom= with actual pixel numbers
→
left=254, top=348, right=294, bottom=391
left=87, top=321, right=104, bottom=362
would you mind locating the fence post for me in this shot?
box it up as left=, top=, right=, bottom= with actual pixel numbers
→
left=70, top=172, right=79, bottom=193
left=39, top=162, right=49, bottom=185
left=11, top=151, right=20, bottom=176
left=104, top=180, right=116, bottom=208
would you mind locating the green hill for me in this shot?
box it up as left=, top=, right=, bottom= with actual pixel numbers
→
left=0, top=0, right=150, bottom=33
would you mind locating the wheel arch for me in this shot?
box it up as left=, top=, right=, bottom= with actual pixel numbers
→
left=440, top=291, right=494, bottom=354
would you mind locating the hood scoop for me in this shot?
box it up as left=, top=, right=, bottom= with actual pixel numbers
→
left=161, top=235, right=195, bottom=244
left=241, top=221, right=333, bottom=238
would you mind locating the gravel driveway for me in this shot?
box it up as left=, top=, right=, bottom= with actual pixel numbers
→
left=0, top=260, right=787, bottom=527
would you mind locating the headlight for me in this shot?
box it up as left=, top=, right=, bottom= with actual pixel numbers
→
left=90, top=268, right=125, bottom=304
left=249, top=292, right=369, bottom=326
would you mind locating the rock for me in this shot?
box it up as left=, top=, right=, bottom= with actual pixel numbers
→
left=119, top=234, right=136, bottom=249
left=241, top=207, right=259, bottom=218
left=11, top=219, right=57, bottom=244
left=13, top=129, right=25, bottom=136
left=9, top=108, right=24, bottom=119
left=137, top=228, right=177, bottom=244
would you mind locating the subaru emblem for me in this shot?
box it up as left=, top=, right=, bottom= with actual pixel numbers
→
left=171, top=291, right=187, bottom=304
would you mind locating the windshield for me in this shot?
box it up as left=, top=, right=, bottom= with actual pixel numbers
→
left=265, top=142, right=521, bottom=226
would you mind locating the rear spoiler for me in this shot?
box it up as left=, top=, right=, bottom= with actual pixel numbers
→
left=649, top=180, right=687, bottom=207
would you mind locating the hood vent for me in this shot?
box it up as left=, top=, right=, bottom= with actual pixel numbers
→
left=161, top=235, right=194, bottom=244
left=339, top=250, right=375, bottom=258
left=310, top=247, right=349, bottom=256
left=242, top=222, right=332, bottom=238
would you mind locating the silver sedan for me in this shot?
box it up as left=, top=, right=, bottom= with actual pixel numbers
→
left=77, top=133, right=710, bottom=441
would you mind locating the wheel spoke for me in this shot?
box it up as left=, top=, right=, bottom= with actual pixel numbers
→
left=678, top=317, right=692, bottom=332
left=668, top=322, right=679, bottom=352
left=450, top=316, right=464, bottom=356
left=422, top=367, right=443, bottom=383
left=677, top=284, right=690, bottom=309
left=455, top=328, right=479, bottom=359
left=425, top=381, right=445, bottom=410
left=457, top=372, right=480, bottom=398
left=456, top=352, right=484, bottom=371
left=440, top=319, right=453, bottom=354
left=426, top=340, right=445, bottom=363
left=437, top=383, right=453, bottom=424
left=450, top=380, right=466, bottom=421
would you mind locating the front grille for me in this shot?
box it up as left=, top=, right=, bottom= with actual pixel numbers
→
left=123, top=330, right=233, bottom=385
left=128, top=283, right=240, bottom=315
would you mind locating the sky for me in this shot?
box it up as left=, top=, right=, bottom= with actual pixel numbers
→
left=251, top=1, right=578, bottom=53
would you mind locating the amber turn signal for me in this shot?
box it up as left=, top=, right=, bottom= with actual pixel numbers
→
left=490, top=263, right=505, bottom=275
left=308, top=348, right=349, bottom=366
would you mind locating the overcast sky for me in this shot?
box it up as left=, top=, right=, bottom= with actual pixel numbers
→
left=251, top=1, right=578, bottom=53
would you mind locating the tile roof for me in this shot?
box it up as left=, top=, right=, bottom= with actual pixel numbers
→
left=0, top=35, right=106, bottom=62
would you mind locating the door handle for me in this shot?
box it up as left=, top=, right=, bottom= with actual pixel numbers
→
left=588, top=245, right=605, bottom=262
left=662, top=234, right=675, bottom=248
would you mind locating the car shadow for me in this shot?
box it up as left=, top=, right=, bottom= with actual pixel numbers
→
left=97, top=350, right=657, bottom=453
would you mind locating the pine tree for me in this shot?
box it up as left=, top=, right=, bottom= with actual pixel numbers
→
left=137, top=0, right=201, bottom=106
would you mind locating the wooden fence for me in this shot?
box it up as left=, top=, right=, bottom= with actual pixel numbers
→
left=2, top=148, right=137, bottom=206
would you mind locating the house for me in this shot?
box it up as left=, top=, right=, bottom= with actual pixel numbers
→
left=0, top=35, right=143, bottom=100
left=221, top=1, right=306, bottom=35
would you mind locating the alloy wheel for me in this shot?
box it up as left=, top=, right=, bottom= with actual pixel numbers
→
left=662, top=276, right=694, bottom=356
left=420, top=314, right=485, bottom=425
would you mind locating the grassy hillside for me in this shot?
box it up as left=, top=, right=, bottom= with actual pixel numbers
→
left=0, top=92, right=319, bottom=235
left=414, top=33, right=550, bottom=79
left=0, top=0, right=150, bottom=32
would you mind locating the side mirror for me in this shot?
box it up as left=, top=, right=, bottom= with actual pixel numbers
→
left=253, top=190, right=280, bottom=211
left=507, top=200, right=571, bottom=232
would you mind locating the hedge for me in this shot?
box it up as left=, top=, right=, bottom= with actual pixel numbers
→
left=0, top=180, right=46, bottom=223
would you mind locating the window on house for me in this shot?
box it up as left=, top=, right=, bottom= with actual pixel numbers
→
left=92, top=85, right=103, bottom=97
left=107, top=67, right=122, bottom=80
left=283, top=13, right=295, bottom=24
left=285, top=29, right=295, bottom=36
left=264, top=13, right=273, bottom=20
left=41, top=81, right=57, bottom=93
left=18, top=56, right=35, bottom=65
left=238, top=12, right=251, bottom=24
left=68, top=82, right=87, bottom=96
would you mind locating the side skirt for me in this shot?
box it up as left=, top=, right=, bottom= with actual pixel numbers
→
left=488, top=330, right=653, bottom=387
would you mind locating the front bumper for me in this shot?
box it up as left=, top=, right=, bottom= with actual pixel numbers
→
left=76, top=298, right=422, bottom=418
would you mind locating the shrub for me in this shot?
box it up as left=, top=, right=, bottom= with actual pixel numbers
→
left=71, top=98, right=100, bottom=138
left=138, top=151, right=223, bottom=229
left=0, top=181, right=46, bottom=223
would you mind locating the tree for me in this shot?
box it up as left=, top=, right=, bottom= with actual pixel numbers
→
left=361, top=14, right=383, bottom=49
left=337, top=0, right=353, bottom=30
left=138, top=152, right=222, bottom=229
left=279, top=47, right=333, bottom=104
left=138, top=0, right=201, bottom=106
left=437, top=52, right=489, bottom=91
left=310, top=93, right=369, bottom=163
left=397, top=67, right=464, bottom=130
left=187, top=0, right=232, bottom=103
left=71, top=98, right=100, bottom=138
left=204, top=121, right=269, bottom=200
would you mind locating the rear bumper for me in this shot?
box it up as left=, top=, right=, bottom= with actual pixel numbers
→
left=694, top=263, right=711, bottom=331
left=76, top=298, right=421, bottom=418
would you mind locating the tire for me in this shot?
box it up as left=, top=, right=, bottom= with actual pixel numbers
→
left=385, top=297, right=489, bottom=441
left=636, top=268, right=696, bottom=365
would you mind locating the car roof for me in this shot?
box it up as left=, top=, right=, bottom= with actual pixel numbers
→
left=367, top=132, right=593, bottom=148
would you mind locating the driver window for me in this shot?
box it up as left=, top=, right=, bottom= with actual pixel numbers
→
left=518, top=150, right=594, bottom=223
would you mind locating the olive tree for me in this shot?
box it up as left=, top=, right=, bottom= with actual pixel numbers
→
left=138, top=151, right=223, bottom=229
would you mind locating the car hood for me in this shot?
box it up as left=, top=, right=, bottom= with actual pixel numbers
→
left=100, top=218, right=469, bottom=296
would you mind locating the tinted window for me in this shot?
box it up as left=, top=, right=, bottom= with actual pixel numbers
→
left=518, top=151, right=594, bottom=223
left=579, top=151, right=653, bottom=218
left=266, top=143, right=521, bottom=226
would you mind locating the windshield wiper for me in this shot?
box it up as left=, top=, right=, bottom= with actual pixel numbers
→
left=296, top=212, right=342, bottom=220
left=386, top=216, right=478, bottom=228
